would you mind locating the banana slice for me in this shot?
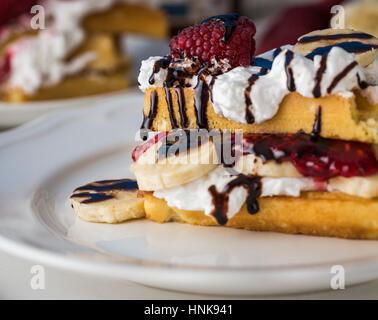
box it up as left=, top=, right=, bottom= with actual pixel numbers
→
left=329, top=174, right=378, bottom=198
left=131, top=132, right=219, bottom=191
left=234, top=155, right=378, bottom=198
left=70, top=179, right=145, bottom=223
left=293, top=28, right=378, bottom=67
left=234, top=154, right=302, bottom=178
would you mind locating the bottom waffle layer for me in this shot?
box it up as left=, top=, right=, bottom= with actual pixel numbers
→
left=143, top=193, right=378, bottom=240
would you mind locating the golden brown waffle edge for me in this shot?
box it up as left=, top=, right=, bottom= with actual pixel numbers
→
left=143, top=87, right=378, bottom=143
left=144, top=193, right=378, bottom=240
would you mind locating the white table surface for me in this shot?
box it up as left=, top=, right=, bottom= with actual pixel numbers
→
left=1, top=249, right=378, bottom=300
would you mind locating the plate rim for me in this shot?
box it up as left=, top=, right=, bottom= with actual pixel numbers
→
left=1, top=95, right=378, bottom=294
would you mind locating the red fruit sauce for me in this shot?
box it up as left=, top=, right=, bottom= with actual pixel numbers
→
left=133, top=131, right=378, bottom=180
left=240, top=133, right=378, bottom=180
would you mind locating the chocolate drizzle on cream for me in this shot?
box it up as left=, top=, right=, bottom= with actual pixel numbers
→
left=243, top=68, right=269, bottom=124
left=284, top=51, right=296, bottom=91
left=313, top=53, right=329, bottom=98
left=209, top=172, right=262, bottom=225
left=327, top=61, right=358, bottom=94
left=244, top=75, right=258, bottom=124
left=71, top=179, right=138, bottom=204
left=149, top=57, right=170, bottom=85
left=251, top=57, right=272, bottom=69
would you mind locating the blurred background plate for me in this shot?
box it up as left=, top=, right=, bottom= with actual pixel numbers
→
left=0, top=33, right=169, bottom=130
left=0, top=90, right=134, bottom=129
left=1, top=91, right=378, bottom=296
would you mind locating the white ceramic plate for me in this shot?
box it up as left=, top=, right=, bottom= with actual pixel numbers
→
left=1, top=91, right=378, bottom=296
left=0, top=90, right=132, bottom=129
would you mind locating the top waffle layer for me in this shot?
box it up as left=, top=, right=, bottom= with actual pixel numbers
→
left=138, top=27, right=378, bottom=143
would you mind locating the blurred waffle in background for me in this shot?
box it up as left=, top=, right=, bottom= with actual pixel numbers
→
left=345, top=0, right=378, bottom=37
left=0, top=0, right=376, bottom=103
left=0, top=0, right=169, bottom=103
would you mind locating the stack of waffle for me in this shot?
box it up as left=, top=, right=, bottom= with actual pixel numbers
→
left=71, top=14, right=378, bottom=240
left=131, top=19, right=378, bottom=239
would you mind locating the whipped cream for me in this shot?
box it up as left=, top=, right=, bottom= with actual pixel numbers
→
left=212, top=46, right=369, bottom=123
left=138, top=44, right=377, bottom=125
left=138, top=56, right=199, bottom=91
left=364, top=58, right=378, bottom=85
left=138, top=56, right=168, bottom=91
left=153, top=165, right=321, bottom=220
left=5, top=0, right=120, bottom=94
left=362, top=58, right=378, bottom=105
left=362, top=85, right=378, bottom=105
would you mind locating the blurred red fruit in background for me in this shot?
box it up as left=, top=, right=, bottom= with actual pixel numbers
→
left=0, top=0, right=38, bottom=26
left=257, top=0, right=344, bottom=54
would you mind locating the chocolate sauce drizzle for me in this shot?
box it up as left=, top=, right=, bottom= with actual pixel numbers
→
left=298, top=32, right=374, bottom=44
left=200, top=13, right=240, bottom=44
left=194, top=69, right=210, bottom=128
left=327, top=61, right=358, bottom=94
left=209, top=173, right=262, bottom=225
left=71, top=179, right=138, bottom=204
left=176, top=87, right=188, bottom=127
left=140, top=89, right=158, bottom=130
left=251, top=47, right=282, bottom=70
left=312, top=52, right=329, bottom=98
left=164, top=83, right=178, bottom=129
left=208, top=75, right=217, bottom=103
left=244, top=74, right=259, bottom=124
left=237, top=107, right=323, bottom=165
left=284, top=51, right=296, bottom=91
left=305, top=41, right=378, bottom=59
left=147, top=56, right=212, bottom=130
left=243, top=68, right=269, bottom=124
left=149, top=57, right=171, bottom=85
left=273, top=47, right=283, bottom=58
left=251, top=57, right=272, bottom=69
left=310, top=106, right=322, bottom=141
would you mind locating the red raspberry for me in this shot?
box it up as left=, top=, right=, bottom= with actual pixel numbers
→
left=170, top=14, right=256, bottom=68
